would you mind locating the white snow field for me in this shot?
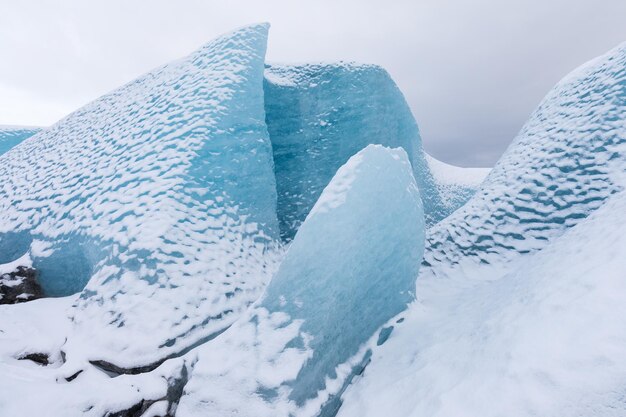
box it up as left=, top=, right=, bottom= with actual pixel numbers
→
left=0, top=22, right=624, bottom=417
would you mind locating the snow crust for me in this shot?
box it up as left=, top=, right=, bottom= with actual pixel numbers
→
left=177, top=145, right=425, bottom=417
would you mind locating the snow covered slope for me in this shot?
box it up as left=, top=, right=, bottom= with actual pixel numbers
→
left=423, top=40, right=626, bottom=272
left=0, top=125, right=40, bottom=156
left=0, top=24, right=280, bottom=370
left=178, top=145, right=425, bottom=417
left=425, top=153, right=490, bottom=215
left=338, top=42, right=626, bottom=417
left=264, top=63, right=447, bottom=241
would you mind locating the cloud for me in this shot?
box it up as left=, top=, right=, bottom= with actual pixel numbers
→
left=1, top=0, right=625, bottom=165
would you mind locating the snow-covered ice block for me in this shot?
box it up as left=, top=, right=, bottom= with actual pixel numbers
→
left=423, top=40, right=626, bottom=271
left=177, top=145, right=425, bottom=417
left=264, top=63, right=445, bottom=241
left=0, top=24, right=280, bottom=369
left=0, top=125, right=40, bottom=156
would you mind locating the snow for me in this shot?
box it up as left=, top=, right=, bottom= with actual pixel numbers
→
left=0, top=23, right=281, bottom=370
left=425, top=153, right=490, bottom=187
left=0, top=252, right=32, bottom=275
left=177, top=145, right=425, bottom=417
left=424, top=153, right=490, bottom=215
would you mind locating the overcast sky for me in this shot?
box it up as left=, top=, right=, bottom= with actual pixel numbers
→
left=1, top=0, right=625, bottom=166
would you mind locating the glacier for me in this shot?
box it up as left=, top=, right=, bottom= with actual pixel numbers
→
left=0, top=23, right=281, bottom=370
left=337, top=41, right=626, bottom=417
left=177, top=144, right=425, bottom=417
left=0, top=125, right=41, bottom=156
left=0, top=21, right=624, bottom=417
left=264, top=62, right=451, bottom=241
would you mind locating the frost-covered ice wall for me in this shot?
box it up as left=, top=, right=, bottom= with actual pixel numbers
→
left=178, top=145, right=425, bottom=417
left=0, top=126, right=41, bottom=156
left=264, top=63, right=447, bottom=241
left=0, top=24, right=280, bottom=369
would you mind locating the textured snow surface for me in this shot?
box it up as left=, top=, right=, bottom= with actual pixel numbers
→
left=177, top=145, right=425, bottom=417
left=422, top=41, right=626, bottom=271
left=425, top=153, right=490, bottom=214
left=264, top=62, right=447, bottom=241
left=0, top=24, right=281, bottom=369
left=337, top=42, right=626, bottom=417
left=0, top=125, right=41, bottom=156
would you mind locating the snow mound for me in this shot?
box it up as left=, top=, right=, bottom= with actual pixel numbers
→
left=177, top=144, right=425, bottom=417
left=424, top=41, right=626, bottom=272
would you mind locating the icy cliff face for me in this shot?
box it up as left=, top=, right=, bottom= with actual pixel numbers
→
left=337, top=42, right=626, bottom=417
left=264, top=63, right=445, bottom=241
left=0, top=24, right=280, bottom=369
left=178, top=145, right=425, bottom=417
left=0, top=126, right=41, bottom=156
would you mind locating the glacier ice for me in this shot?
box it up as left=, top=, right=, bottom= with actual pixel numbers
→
left=264, top=63, right=448, bottom=241
left=0, top=23, right=280, bottom=369
left=337, top=42, right=626, bottom=417
left=177, top=144, right=425, bottom=417
left=0, top=125, right=40, bottom=156
left=422, top=41, right=626, bottom=272
left=0, top=20, right=624, bottom=417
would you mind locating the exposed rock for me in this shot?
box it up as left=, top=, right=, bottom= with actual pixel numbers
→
left=0, top=266, right=42, bottom=304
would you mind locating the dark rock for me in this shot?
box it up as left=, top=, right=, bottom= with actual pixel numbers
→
left=0, top=266, right=43, bottom=304
left=18, top=352, right=50, bottom=366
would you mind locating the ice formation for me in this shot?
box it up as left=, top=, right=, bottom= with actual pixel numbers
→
left=177, top=145, right=425, bottom=417
left=0, top=125, right=40, bottom=156
left=0, top=24, right=280, bottom=369
left=264, top=63, right=448, bottom=241
left=422, top=41, right=626, bottom=272
left=0, top=20, right=624, bottom=417
left=337, top=41, right=626, bottom=417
